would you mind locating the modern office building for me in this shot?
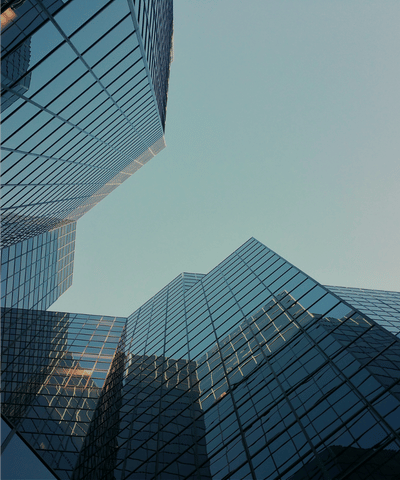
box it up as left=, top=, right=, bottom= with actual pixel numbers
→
left=1, top=221, right=76, bottom=313
left=1, top=308, right=126, bottom=479
left=0, top=0, right=173, bottom=327
left=0, top=0, right=174, bottom=246
left=324, top=285, right=400, bottom=338
left=2, top=238, right=400, bottom=479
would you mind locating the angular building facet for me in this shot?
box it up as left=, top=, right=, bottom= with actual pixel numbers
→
left=1, top=308, right=126, bottom=480
left=0, top=0, right=173, bottom=331
left=0, top=0, right=174, bottom=247
left=325, top=285, right=400, bottom=339
left=2, top=238, right=400, bottom=479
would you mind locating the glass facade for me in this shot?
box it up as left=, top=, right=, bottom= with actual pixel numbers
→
left=1, top=221, right=76, bottom=312
left=0, top=0, right=173, bottom=246
left=1, top=308, right=126, bottom=480
left=1, top=416, right=57, bottom=480
left=326, top=285, right=400, bottom=339
left=131, top=0, right=174, bottom=129
left=2, top=238, right=400, bottom=479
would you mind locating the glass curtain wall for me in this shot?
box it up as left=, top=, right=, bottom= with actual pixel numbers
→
left=1, top=0, right=173, bottom=246
left=2, top=238, right=400, bottom=479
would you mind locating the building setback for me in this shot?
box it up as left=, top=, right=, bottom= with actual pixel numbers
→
left=1, top=0, right=173, bottom=317
left=2, top=238, right=400, bottom=479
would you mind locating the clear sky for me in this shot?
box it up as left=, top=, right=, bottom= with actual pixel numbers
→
left=51, top=0, right=400, bottom=318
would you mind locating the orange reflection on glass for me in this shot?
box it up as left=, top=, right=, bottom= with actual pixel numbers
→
left=1, top=8, right=17, bottom=29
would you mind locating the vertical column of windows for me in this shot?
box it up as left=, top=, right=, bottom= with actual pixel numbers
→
left=195, top=276, right=258, bottom=480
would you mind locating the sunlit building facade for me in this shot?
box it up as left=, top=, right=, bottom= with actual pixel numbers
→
left=2, top=238, right=400, bottom=479
left=1, top=308, right=126, bottom=479
left=0, top=0, right=174, bottom=246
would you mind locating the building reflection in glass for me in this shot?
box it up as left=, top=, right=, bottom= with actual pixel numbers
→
left=1, top=307, right=125, bottom=480
left=72, top=350, right=211, bottom=480
left=69, top=279, right=400, bottom=479
left=2, top=239, right=400, bottom=479
left=1, top=0, right=64, bottom=112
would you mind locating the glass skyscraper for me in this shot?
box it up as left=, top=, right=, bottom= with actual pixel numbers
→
left=1, top=0, right=174, bottom=246
left=325, top=285, right=400, bottom=339
left=1, top=0, right=174, bottom=330
left=2, top=238, right=399, bottom=479
left=1, top=3, right=399, bottom=479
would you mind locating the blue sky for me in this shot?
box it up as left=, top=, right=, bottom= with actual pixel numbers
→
left=51, top=0, right=400, bottom=318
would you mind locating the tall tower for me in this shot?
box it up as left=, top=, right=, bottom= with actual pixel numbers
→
left=1, top=0, right=174, bottom=314
left=2, top=238, right=399, bottom=479
left=1, top=0, right=173, bottom=247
